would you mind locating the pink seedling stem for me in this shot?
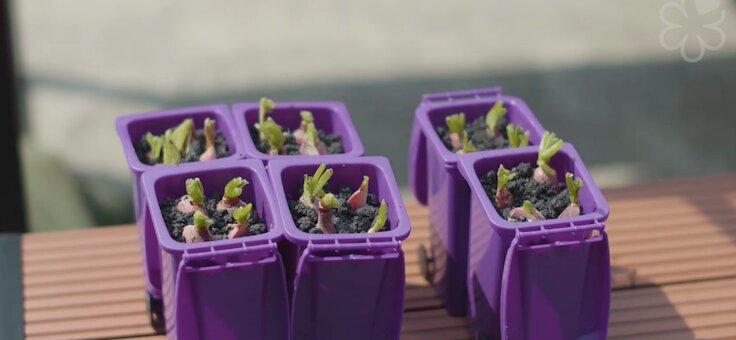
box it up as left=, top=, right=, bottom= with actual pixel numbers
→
left=199, top=118, right=217, bottom=161
left=217, top=177, right=248, bottom=211
left=495, top=165, right=515, bottom=207
left=293, top=110, right=313, bottom=145
left=177, top=178, right=207, bottom=215
left=533, top=131, right=564, bottom=185
left=227, top=203, right=253, bottom=239
left=316, top=193, right=340, bottom=233
left=509, top=200, right=545, bottom=221
left=299, top=123, right=327, bottom=156
left=559, top=172, right=583, bottom=218
left=347, top=176, right=369, bottom=212
left=182, top=210, right=212, bottom=243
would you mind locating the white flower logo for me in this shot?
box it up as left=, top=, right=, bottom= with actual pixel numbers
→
left=660, top=0, right=726, bottom=63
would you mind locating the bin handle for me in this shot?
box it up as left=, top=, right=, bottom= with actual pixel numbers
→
left=408, top=121, right=428, bottom=205
left=421, top=86, right=502, bottom=104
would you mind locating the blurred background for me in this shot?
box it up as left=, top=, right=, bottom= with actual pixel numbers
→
left=6, top=0, right=736, bottom=231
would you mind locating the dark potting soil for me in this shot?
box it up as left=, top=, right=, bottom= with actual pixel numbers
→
left=288, top=187, right=384, bottom=234
left=480, top=162, right=571, bottom=221
left=435, top=115, right=510, bottom=151
left=134, top=128, right=230, bottom=165
left=249, top=127, right=344, bottom=155
left=160, top=195, right=267, bottom=242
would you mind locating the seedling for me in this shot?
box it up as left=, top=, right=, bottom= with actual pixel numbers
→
left=367, top=200, right=388, bottom=233
left=182, top=210, right=212, bottom=243
left=256, top=97, right=276, bottom=140
left=217, top=177, right=248, bottom=211
left=559, top=172, right=583, bottom=218
left=299, top=163, right=333, bottom=207
left=143, top=133, right=163, bottom=163
left=509, top=200, right=545, bottom=222
left=293, top=110, right=314, bottom=145
left=177, top=178, right=207, bottom=214
left=445, top=113, right=466, bottom=151
left=533, top=131, right=564, bottom=184
left=299, top=123, right=326, bottom=155
left=170, top=118, right=194, bottom=153
left=315, top=193, right=340, bottom=233
left=257, top=118, right=285, bottom=155
left=162, top=138, right=181, bottom=165
left=485, top=100, right=507, bottom=137
left=495, top=165, right=515, bottom=207
left=347, top=176, right=369, bottom=212
left=506, top=124, right=530, bottom=148
left=457, top=134, right=476, bottom=154
left=198, top=118, right=217, bottom=161
left=227, top=203, right=253, bottom=239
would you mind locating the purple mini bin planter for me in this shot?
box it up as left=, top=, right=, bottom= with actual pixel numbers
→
left=115, top=105, right=245, bottom=327
left=457, top=144, right=610, bottom=340
left=407, top=87, right=545, bottom=316
left=232, top=101, right=365, bottom=162
left=268, top=156, right=410, bottom=340
left=141, top=159, right=289, bottom=340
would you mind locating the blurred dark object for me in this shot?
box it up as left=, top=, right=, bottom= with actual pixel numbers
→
left=1, top=0, right=26, bottom=232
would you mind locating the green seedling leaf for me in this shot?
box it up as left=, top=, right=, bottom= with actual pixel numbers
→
left=300, top=110, right=313, bottom=126
left=306, top=122, right=319, bottom=145
left=445, top=113, right=466, bottom=136
left=185, top=178, right=205, bottom=205
left=223, top=177, right=248, bottom=200
left=506, top=124, right=530, bottom=148
left=259, top=97, right=275, bottom=126
left=496, top=165, right=515, bottom=193
left=193, top=210, right=213, bottom=232
left=232, top=203, right=253, bottom=225
left=320, top=193, right=340, bottom=209
left=368, top=199, right=388, bottom=233
left=257, top=118, right=285, bottom=154
left=537, top=131, right=564, bottom=177
left=461, top=134, right=476, bottom=153
left=300, top=163, right=334, bottom=204
left=162, top=138, right=181, bottom=165
left=170, top=118, right=194, bottom=152
left=144, top=132, right=164, bottom=162
left=565, top=172, right=583, bottom=206
left=486, top=100, right=507, bottom=136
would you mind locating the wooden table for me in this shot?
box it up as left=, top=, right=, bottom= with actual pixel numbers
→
left=20, top=174, right=736, bottom=339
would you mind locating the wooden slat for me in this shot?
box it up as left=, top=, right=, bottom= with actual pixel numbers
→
left=20, top=173, right=736, bottom=339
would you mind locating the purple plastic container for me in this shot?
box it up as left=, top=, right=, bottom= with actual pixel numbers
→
left=457, top=144, right=610, bottom=339
left=268, top=156, right=410, bottom=340
left=141, top=159, right=289, bottom=340
left=232, top=101, right=365, bottom=162
left=407, top=87, right=545, bottom=316
left=115, top=105, right=244, bottom=325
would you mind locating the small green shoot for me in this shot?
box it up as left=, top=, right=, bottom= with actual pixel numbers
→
left=537, top=131, right=564, bottom=177
left=162, top=138, right=181, bottom=165
left=257, top=118, right=285, bottom=154
left=300, top=110, right=313, bottom=126
left=300, top=163, right=333, bottom=205
left=565, top=172, right=583, bottom=206
left=223, top=177, right=248, bottom=201
left=320, top=193, right=341, bottom=209
left=185, top=178, right=205, bottom=205
left=461, top=134, right=476, bottom=153
left=506, top=124, right=530, bottom=148
left=170, top=118, right=194, bottom=152
left=522, top=200, right=536, bottom=215
left=192, top=210, right=213, bottom=233
left=368, top=199, right=388, bottom=233
left=445, top=113, right=466, bottom=138
left=232, top=203, right=253, bottom=225
left=144, top=132, right=163, bottom=163
left=305, top=123, right=319, bottom=148
left=496, top=165, right=515, bottom=194
left=258, top=97, right=275, bottom=127
left=486, top=100, right=507, bottom=136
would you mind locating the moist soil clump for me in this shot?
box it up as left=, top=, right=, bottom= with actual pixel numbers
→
left=288, top=187, right=383, bottom=234
left=436, top=115, right=510, bottom=151
left=160, top=195, right=266, bottom=242
left=480, top=162, right=571, bottom=221
left=250, top=127, right=343, bottom=155
left=135, top=128, right=230, bottom=165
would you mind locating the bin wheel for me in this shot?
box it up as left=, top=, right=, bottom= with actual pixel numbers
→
left=417, top=244, right=435, bottom=283
left=146, top=292, right=166, bottom=334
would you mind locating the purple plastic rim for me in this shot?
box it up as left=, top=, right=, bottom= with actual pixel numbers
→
left=116, top=104, right=245, bottom=175
left=232, top=101, right=365, bottom=162
left=141, top=158, right=283, bottom=254
left=408, top=86, right=547, bottom=204
left=267, top=156, right=410, bottom=247
left=457, top=143, right=610, bottom=231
